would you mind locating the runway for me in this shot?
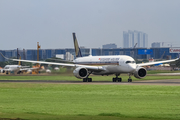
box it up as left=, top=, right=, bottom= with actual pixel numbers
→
left=0, top=79, right=180, bottom=86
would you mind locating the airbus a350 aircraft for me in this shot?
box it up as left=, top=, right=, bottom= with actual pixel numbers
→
left=1, top=33, right=179, bottom=82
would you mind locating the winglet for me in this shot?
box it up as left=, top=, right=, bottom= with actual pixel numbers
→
left=72, top=33, right=82, bottom=58
left=0, top=52, right=9, bottom=60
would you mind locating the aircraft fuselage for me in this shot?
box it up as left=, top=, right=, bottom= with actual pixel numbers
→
left=73, top=55, right=137, bottom=75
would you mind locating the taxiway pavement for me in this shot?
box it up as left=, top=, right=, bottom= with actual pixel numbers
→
left=0, top=79, right=180, bottom=86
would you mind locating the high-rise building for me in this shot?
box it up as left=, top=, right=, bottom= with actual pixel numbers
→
left=143, top=33, right=148, bottom=48
left=123, top=31, right=128, bottom=48
left=123, top=30, right=148, bottom=48
left=138, top=32, right=143, bottom=48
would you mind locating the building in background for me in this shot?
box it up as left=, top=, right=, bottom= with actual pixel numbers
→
left=151, top=42, right=161, bottom=48
left=65, top=47, right=90, bottom=59
left=92, top=47, right=179, bottom=60
left=65, top=52, right=74, bottom=61
left=0, top=47, right=179, bottom=62
left=143, top=33, right=148, bottom=48
left=123, top=30, right=148, bottom=48
left=0, top=50, right=5, bottom=62
left=151, top=42, right=173, bottom=48
left=102, top=44, right=117, bottom=49
left=161, top=42, right=172, bottom=47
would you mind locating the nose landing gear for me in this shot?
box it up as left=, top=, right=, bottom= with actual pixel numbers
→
left=128, top=73, right=132, bottom=82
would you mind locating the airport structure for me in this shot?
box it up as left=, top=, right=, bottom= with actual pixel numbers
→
left=123, top=30, right=148, bottom=48
left=102, top=44, right=117, bottom=49
left=151, top=42, right=161, bottom=48
left=151, top=42, right=173, bottom=48
left=0, top=47, right=180, bottom=62
left=92, top=48, right=179, bottom=60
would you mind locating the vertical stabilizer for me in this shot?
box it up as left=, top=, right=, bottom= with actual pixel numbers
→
left=72, top=33, right=82, bottom=58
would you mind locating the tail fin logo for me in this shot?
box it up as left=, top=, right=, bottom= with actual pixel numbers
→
left=73, top=33, right=82, bottom=58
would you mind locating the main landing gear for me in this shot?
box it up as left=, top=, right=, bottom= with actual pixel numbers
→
left=83, top=78, right=92, bottom=82
left=112, top=74, right=122, bottom=82
left=112, top=73, right=133, bottom=82
left=83, top=71, right=92, bottom=82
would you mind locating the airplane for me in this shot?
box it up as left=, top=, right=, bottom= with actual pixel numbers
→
left=1, top=65, right=28, bottom=74
left=0, top=33, right=179, bottom=82
left=0, top=56, right=38, bottom=74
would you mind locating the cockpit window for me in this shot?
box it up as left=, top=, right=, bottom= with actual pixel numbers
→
left=126, top=61, right=131, bottom=64
left=126, top=61, right=135, bottom=64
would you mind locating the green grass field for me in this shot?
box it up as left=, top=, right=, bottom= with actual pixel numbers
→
left=0, top=72, right=180, bottom=120
left=0, top=83, right=180, bottom=120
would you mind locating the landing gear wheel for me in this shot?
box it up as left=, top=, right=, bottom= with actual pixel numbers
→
left=83, top=78, right=92, bottom=82
left=17, top=71, right=21, bottom=74
left=112, top=73, right=122, bottom=82
left=112, top=78, right=122, bottom=82
left=128, top=73, right=133, bottom=82
left=128, top=79, right=132, bottom=82
left=83, top=78, right=87, bottom=82
left=118, top=78, right=122, bottom=82
left=88, top=78, right=92, bottom=82
left=112, top=78, right=116, bottom=82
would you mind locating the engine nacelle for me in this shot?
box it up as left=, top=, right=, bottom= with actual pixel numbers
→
left=134, top=67, right=147, bottom=79
left=73, top=67, right=88, bottom=79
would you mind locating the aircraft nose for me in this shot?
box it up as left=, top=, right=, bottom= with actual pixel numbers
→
left=129, top=64, right=136, bottom=71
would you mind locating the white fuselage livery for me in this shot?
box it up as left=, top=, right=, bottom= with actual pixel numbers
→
left=3, top=65, right=21, bottom=72
left=1, top=65, right=35, bottom=74
left=73, top=55, right=137, bottom=75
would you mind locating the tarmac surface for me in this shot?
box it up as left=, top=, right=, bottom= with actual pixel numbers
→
left=0, top=79, right=180, bottom=86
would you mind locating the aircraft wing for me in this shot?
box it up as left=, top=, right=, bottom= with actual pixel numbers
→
left=0, top=53, right=105, bottom=71
left=13, top=59, right=105, bottom=71
left=21, top=66, right=30, bottom=68
left=20, top=67, right=39, bottom=71
left=0, top=69, right=9, bottom=72
left=137, top=58, right=179, bottom=67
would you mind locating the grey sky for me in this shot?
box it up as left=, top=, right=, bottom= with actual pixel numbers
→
left=0, top=0, right=180, bottom=50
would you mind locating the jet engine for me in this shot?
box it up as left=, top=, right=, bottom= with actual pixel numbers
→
left=134, top=67, right=147, bottom=79
left=73, top=67, right=88, bottom=79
